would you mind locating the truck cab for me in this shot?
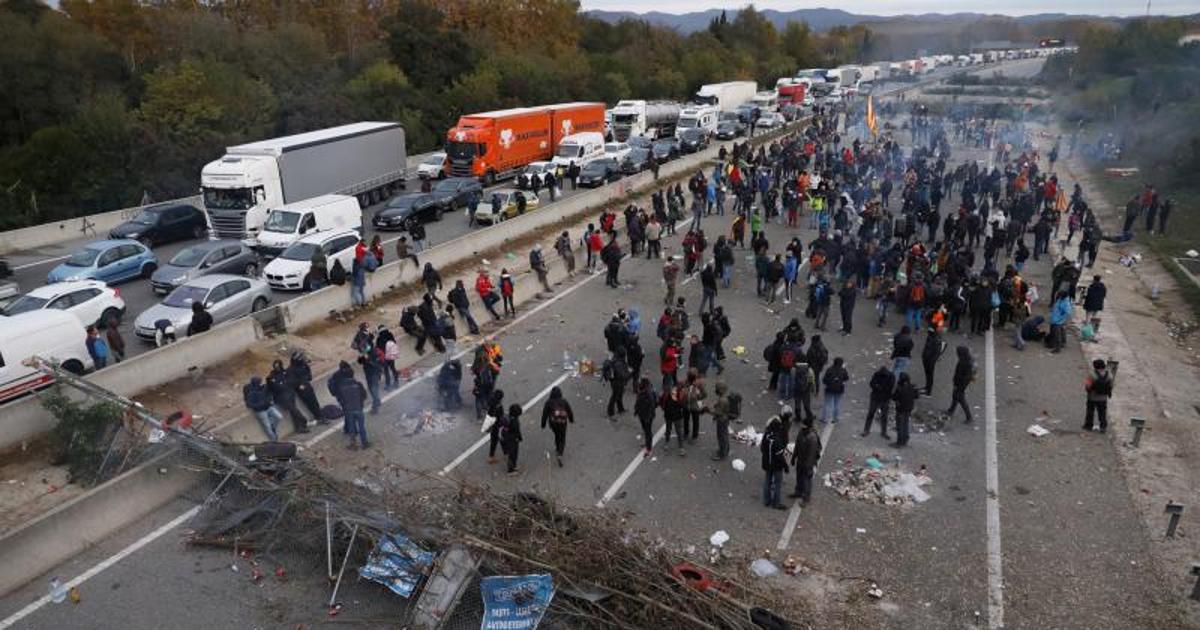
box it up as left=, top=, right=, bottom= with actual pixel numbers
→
left=201, top=156, right=282, bottom=240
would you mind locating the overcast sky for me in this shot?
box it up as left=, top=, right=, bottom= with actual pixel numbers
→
left=579, top=0, right=1196, bottom=17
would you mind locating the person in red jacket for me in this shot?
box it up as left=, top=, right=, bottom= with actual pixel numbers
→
left=499, top=268, right=515, bottom=317
left=476, top=269, right=500, bottom=320
left=660, top=337, right=680, bottom=392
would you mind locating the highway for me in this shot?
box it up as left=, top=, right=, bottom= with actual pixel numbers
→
left=0, top=61, right=1028, bottom=368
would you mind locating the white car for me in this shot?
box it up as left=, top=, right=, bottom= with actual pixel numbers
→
left=0, top=279, right=126, bottom=328
left=263, top=229, right=361, bottom=291
left=416, top=152, right=447, bottom=180
left=756, top=112, right=787, bottom=129
left=603, top=142, right=632, bottom=163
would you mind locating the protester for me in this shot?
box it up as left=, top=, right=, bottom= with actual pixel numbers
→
left=760, top=416, right=789, bottom=510
left=540, top=386, right=574, bottom=466
left=946, top=346, right=976, bottom=424
left=1083, top=359, right=1115, bottom=433
left=789, top=421, right=822, bottom=503
left=243, top=375, right=282, bottom=442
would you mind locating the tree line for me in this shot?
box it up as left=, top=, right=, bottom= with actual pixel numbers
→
left=0, top=0, right=890, bottom=229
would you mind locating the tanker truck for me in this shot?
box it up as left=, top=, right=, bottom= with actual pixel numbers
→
left=609, top=100, right=682, bottom=141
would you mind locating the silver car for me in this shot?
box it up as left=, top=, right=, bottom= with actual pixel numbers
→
left=134, top=273, right=271, bottom=342
left=150, top=240, right=259, bottom=295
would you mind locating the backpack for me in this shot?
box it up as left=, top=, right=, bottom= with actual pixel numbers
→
left=1091, top=373, right=1113, bottom=396
left=363, top=253, right=380, bottom=272
left=795, top=366, right=812, bottom=393
left=909, top=283, right=926, bottom=306
left=550, top=403, right=570, bottom=425
left=779, top=347, right=796, bottom=369
left=727, top=392, right=742, bottom=419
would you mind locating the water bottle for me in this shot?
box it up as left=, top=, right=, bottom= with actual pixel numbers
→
left=49, top=577, right=67, bottom=604
left=893, top=454, right=903, bottom=470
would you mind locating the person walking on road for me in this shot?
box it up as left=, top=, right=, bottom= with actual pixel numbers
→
left=662, top=256, right=680, bottom=306
left=501, top=403, right=523, bottom=474
left=85, top=326, right=109, bottom=369
left=807, top=335, right=828, bottom=395
left=530, top=244, right=552, bottom=293
left=862, top=365, right=895, bottom=439
left=1049, top=290, right=1073, bottom=353
left=820, top=357, right=849, bottom=424
left=448, top=280, right=481, bottom=335
left=555, top=231, right=576, bottom=277
left=1083, top=359, right=1115, bottom=433
left=709, top=382, right=736, bottom=460
left=486, top=390, right=506, bottom=463
left=1083, top=275, right=1106, bottom=330
left=789, top=421, right=822, bottom=503
left=539, top=386, right=574, bottom=466
left=920, top=326, right=946, bottom=396
left=792, top=359, right=816, bottom=424
left=892, top=372, right=918, bottom=447
left=634, top=378, right=658, bottom=457
left=760, top=416, right=789, bottom=510
left=602, top=350, right=631, bottom=420
left=838, top=279, right=857, bottom=335
left=891, top=325, right=914, bottom=374
left=662, top=383, right=688, bottom=456
left=946, top=345, right=976, bottom=424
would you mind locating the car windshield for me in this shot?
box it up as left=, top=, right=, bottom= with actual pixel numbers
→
left=1, top=295, right=49, bottom=316
left=169, top=246, right=210, bottom=267
left=444, top=141, right=477, bottom=160
left=203, top=187, right=255, bottom=211
left=605, top=145, right=626, bottom=154
left=433, top=180, right=462, bottom=193
left=677, top=118, right=698, bottom=129
left=627, top=137, right=651, bottom=149
left=388, top=196, right=420, bottom=210
left=682, top=130, right=702, bottom=140
left=66, top=248, right=101, bottom=267
left=555, top=144, right=582, bottom=159
left=131, top=209, right=162, bottom=226
left=423, top=154, right=445, bottom=165
left=263, top=210, right=301, bottom=233
left=163, top=285, right=209, bottom=308
left=280, top=242, right=320, bottom=261
left=629, top=148, right=649, bottom=160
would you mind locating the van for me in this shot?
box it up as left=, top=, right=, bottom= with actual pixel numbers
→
left=676, top=106, right=718, bottom=137
left=0, top=310, right=92, bottom=404
left=254, top=194, right=362, bottom=258
left=551, top=132, right=606, bottom=170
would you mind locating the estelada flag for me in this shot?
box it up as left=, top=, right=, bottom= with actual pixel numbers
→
left=866, top=95, right=877, bottom=137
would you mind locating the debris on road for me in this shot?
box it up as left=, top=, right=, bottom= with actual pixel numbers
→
left=709, top=530, right=730, bottom=547
left=912, top=410, right=948, bottom=433
left=734, top=425, right=764, bottom=446
left=731, top=458, right=746, bottom=472
left=1026, top=424, right=1051, bottom=438
left=867, top=583, right=884, bottom=599
left=825, top=460, right=933, bottom=506
left=750, top=558, right=779, bottom=577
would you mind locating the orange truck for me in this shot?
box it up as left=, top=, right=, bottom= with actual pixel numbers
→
left=445, top=102, right=604, bottom=185
left=778, top=82, right=808, bottom=106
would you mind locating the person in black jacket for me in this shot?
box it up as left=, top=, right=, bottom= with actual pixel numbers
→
left=891, top=325, right=914, bottom=374
left=417, top=294, right=445, bottom=353
left=634, top=378, right=658, bottom=456
left=188, top=302, right=213, bottom=336
left=760, top=416, right=789, bottom=509
left=501, top=403, right=523, bottom=474
left=602, top=350, right=631, bottom=420
left=327, top=361, right=356, bottom=436
left=540, top=386, right=574, bottom=466
left=486, top=390, right=506, bottom=463
left=789, top=421, right=822, bottom=503
left=838, top=279, right=857, bottom=335
left=946, top=345, right=975, bottom=423
left=892, top=372, right=919, bottom=447
left=604, top=316, right=628, bottom=354
left=920, top=327, right=946, bottom=396
left=699, top=262, right=718, bottom=313
left=806, top=335, right=828, bottom=395
left=268, top=360, right=309, bottom=434
left=820, top=357, right=849, bottom=424
left=336, top=371, right=369, bottom=449
left=286, top=352, right=324, bottom=422
left=447, top=280, right=480, bottom=335
left=862, top=365, right=895, bottom=439
left=243, top=376, right=281, bottom=441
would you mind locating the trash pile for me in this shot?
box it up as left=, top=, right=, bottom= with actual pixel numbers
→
left=911, top=410, right=948, bottom=434
left=733, top=425, right=765, bottom=446
left=824, top=457, right=933, bottom=506
left=395, top=409, right=457, bottom=437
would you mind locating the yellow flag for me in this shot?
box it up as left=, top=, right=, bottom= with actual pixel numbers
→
left=866, top=95, right=877, bottom=137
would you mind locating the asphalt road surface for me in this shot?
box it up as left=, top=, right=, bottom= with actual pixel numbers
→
left=5, top=56, right=1151, bottom=630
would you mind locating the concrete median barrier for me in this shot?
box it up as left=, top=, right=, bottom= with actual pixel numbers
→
left=0, top=195, right=203, bottom=256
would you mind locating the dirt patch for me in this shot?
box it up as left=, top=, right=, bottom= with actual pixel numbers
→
left=0, top=438, right=83, bottom=534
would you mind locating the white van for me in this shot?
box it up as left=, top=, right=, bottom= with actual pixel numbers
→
left=551, top=132, right=606, bottom=170
left=675, top=106, right=718, bottom=138
left=254, top=194, right=362, bottom=258
left=0, top=310, right=92, bottom=404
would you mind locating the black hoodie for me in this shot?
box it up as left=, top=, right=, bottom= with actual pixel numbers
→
left=952, top=346, right=975, bottom=388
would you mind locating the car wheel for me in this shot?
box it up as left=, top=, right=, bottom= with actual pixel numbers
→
left=99, top=307, right=122, bottom=328
left=141, top=262, right=157, bottom=278
left=243, top=262, right=258, bottom=277
left=251, top=297, right=268, bottom=313
left=62, top=359, right=85, bottom=375
left=191, top=224, right=206, bottom=240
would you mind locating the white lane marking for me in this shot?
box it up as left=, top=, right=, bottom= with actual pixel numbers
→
left=0, top=504, right=202, bottom=629
left=596, top=425, right=666, bottom=508
left=440, top=373, right=569, bottom=475
left=777, top=420, right=835, bottom=550
left=11, top=255, right=69, bottom=271
left=984, top=328, right=1005, bottom=629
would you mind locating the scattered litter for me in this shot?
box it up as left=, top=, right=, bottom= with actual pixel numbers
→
left=782, top=556, right=799, bottom=575
left=867, top=583, right=884, bottom=599
left=1188, top=249, right=1199, bottom=258
left=731, top=459, right=746, bottom=472
left=397, top=410, right=457, bottom=436
left=731, top=346, right=747, bottom=356
left=912, top=410, right=948, bottom=433
left=864, top=457, right=884, bottom=470
left=750, top=559, right=779, bottom=578
left=734, top=426, right=764, bottom=446
left=825, top=463, right=933, bottom=506
left=525, top=345, right=534, bottom=351
left=1026, top=424, right=1050, bottom=438
left=709, top=531, right=730, bottom=547
left=855, top=528, right=867, bottom=534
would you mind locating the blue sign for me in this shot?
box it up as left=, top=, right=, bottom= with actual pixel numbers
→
left=479, top=574, right=554, bottom=630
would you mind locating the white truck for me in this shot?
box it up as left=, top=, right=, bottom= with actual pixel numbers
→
left=749, top=91, right=779, bottom=113
left=200, top=122, right=406, bottom=240
left=693, top=81, right=757, bottom=113
left=675, top=106, right=719, bottom=137
left=827, top=65, right=863, bottom=89
left=609, top=100, right=682, bottom=141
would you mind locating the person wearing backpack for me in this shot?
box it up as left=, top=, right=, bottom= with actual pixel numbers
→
left=500, top=403, right=524, bottom=475
left=602, top=350, right=631, bottom=420
left=906, top=278, right=926, bottom=332
left=764, top=332, right=785, bottom=391
left=820, top=357, right=849, bottom=424
left=1083, top=359, right=1115, bottom=433
left=862, top=365, right=895, bottom=439
left=759, top=416, right=790, bottom=510
left=540, top=386, right=575, bottom=466
left=776, top=340, right=800, bottom=399
left=792, top=360, right=816, bottom=424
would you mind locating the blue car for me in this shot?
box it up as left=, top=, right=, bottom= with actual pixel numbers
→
left=47, top=239, right=158, bottom=285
